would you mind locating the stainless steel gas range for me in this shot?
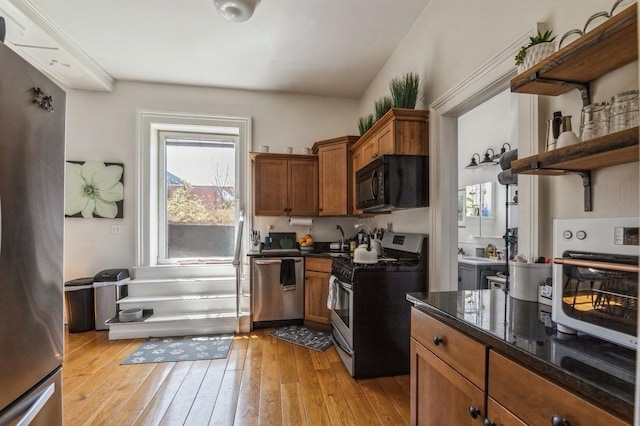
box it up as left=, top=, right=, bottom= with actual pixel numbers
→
left=329, top=232, right=428, bottom=378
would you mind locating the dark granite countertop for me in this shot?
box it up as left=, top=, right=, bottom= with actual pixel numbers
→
left=247, top=242, right=349, bottom=259
left=407, top=290, right=635, bottom=422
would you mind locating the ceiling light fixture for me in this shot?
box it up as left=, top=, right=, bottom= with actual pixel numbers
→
left=479, top=148, right=495, bottom=166
left=213, top=0, right=261, bottom=22
left=465, top=153, right=481, bottom=169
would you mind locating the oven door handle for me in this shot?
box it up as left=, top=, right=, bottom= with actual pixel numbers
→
left=553, top=257, right=639, bottom=273
left=335, top=278, right=352, bottom=291
left=331, top=327, right=353, bottom=356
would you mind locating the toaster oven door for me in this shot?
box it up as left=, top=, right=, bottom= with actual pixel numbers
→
left=553, top=252, right=638, bottom=348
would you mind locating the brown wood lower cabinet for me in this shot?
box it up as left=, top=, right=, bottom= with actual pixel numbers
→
left=410, top=307, right=629, bottom=426
left=410, top=307, right=486, bottom=425
left=304, top=257, right=331, bottom=330
left=487, top=351, right=628, bottom=426
left=486, top=397, right=526, bottom=426
left=410, top=338, right=485, bottom=425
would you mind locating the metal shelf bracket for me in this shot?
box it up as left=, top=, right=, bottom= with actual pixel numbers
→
left=530, top=72, right=591, bottom=106
left=570, top=170, right=593, bottom=211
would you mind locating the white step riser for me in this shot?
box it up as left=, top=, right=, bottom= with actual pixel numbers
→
left=108, top=318, right=238, bottom=340
left=127, top=280, right=236, bottom=297
left=133, top=265, right=238, bottom=280
left=118, top=299, right=237, bottom=314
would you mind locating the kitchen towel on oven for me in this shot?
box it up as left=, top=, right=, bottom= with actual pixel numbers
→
left=280, top=259, right=296, bottom=291
left=327, top=275, right=338, bottom=309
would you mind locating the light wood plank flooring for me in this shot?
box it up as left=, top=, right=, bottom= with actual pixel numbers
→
left=62, top=327, right=410, bottom=425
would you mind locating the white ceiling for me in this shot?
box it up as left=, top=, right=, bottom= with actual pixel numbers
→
left=1, top=0, right=432, bottom=98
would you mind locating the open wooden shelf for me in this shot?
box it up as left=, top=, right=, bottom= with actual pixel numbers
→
left=511, top=6, right=637, bottom=98
left=511, top=127, right=639, bottom=175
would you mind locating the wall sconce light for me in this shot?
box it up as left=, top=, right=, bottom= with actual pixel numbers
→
left=465, top=153, right=481, bottom=169
left=479, top=148, right=495, bottom=166
left=492, top=143, right=512, bottom=163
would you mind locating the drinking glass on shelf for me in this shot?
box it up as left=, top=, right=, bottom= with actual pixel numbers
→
left=579, top=102, right=609, bottom=141
left=609, top=90, right=639, bottom=132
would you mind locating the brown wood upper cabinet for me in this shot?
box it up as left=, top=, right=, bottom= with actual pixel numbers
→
left=350, top=108, right=429, bottom=215
left=252, top=153, right=318, bottom=216
left=312, top=136, right=358, bottom=216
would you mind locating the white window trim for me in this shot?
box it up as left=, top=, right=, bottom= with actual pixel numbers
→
left=429, top=28, right=540, bottom=291
left=135, top=110, right=251, bottom=268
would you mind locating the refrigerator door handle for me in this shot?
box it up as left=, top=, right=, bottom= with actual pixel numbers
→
left=12, top=383, right=55, bottom=426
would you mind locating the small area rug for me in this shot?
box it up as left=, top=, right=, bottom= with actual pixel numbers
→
left=269, top=325, right=332, bottom=352
left=121, top=334, right=234, bottom=365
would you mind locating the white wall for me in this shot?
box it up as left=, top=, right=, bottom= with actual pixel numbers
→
left=64, top=81, right=359, bottom=280
left=359, top=0, right=638, bottom=279
left=64, top=0, right=639, bottom=281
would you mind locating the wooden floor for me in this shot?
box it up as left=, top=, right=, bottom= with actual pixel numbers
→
left=62, top=327, right=410, bottom=425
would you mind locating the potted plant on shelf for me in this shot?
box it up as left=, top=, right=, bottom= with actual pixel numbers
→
left=389, top=72, right=420, bottom=109
left=515, top=30, right=557, bottom=73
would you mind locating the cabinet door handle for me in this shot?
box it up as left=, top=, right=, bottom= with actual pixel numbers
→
left=483, top=420, right=496, bottom=426
left=551, top=416, right=571, bottom=426
left=468, top=406, right=481, bottom=419
left=432, top=336, right=443, bottom=346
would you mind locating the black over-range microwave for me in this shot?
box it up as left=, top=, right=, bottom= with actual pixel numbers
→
left=355, top=155, right=429, bottom=213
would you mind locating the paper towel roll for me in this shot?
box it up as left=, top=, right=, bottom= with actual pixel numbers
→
left=289, top=217, right=313, bottom=227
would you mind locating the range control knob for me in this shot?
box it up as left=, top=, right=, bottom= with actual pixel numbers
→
left=576, top=230, right=587, bottom=240
left=562, top=230, right=573, bottom=240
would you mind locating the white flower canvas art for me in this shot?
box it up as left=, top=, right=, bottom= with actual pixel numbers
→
left=65, top=161, right=124, bottom=218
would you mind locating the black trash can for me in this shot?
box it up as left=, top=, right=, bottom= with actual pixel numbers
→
left=64, top=277, right=95, bottom=332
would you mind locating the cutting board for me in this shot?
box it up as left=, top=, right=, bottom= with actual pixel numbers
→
left=269, top=232, right=297, bottom=249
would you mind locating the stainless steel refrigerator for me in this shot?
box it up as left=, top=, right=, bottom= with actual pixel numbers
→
left=0, top=41, right=65, bottom=424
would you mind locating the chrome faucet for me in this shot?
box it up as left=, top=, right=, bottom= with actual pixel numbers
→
left=335, top=225, right=345, bottom=250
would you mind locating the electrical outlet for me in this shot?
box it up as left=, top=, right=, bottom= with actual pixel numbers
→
left=110, top=224, right=121, bottom=234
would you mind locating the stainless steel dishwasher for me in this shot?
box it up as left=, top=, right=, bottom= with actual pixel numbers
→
left=251, top=257, right=304, bottom=328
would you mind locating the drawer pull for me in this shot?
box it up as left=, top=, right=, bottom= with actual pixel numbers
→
left=468, top=406, right=481, bottom=419
left=483, top=420, right=496, bottom=426
left=551, top=416, right=570, bottom=426
left=432, top=336, right=444, bottom=346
